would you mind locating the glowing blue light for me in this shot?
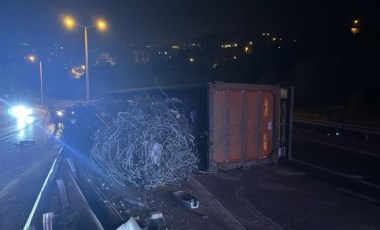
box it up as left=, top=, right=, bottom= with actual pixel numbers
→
left=8, top=105, right=33, bottom=119
left=8, top=105, right=34, bottom=126
left=25, top=116, right=35, bottom=124
left=56, top=110, right=64, bottom=117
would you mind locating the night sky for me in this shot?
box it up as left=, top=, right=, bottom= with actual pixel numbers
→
left=1, top=0, right=380, bottom=118
left=1, top=0, right=378, bottom=46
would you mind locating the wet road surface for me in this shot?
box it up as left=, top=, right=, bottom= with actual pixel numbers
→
left=0, top=114, right=60, bottom=229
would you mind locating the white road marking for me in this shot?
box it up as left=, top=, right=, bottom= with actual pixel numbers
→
left=294, top=135, right=380, bottom=158
left=23, top=146, right=63, bottom=230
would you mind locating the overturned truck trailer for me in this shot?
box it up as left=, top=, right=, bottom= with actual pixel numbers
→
left=101, top=82, right=293, bottom=172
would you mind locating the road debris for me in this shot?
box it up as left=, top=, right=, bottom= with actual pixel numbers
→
left=116, top=216, right=142, bottom=230
left=123, top=196, right=145, bottom=207
left=172, top=191, right=199, bottom=209
left=150, top=211, right=164, bottom=220
left=90, top=96, right=198, bottom=190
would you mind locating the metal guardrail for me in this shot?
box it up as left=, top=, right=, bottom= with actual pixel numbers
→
left=41, top=99, right=97, bottom=107
left=293, top=116, right=380, bottom=136
left=290, top=117, right=380, bottom=192
left=24, top=146, right=64, bottom=230
left=24, top=148, right=105, bottom=230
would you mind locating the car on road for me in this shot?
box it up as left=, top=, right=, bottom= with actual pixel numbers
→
left=7, top=104, right=35, bottom=126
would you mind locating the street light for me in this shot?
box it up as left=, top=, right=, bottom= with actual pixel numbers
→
left=63, top=16, right=107, bottom=101
left=27, top=55, right=44, bottom=102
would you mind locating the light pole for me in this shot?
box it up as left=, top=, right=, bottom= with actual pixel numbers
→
left=84, top=26, right=89, bottom=101
left=63, top=16, right=107, bottom=101
left=27, top=55, right=44, bottom=102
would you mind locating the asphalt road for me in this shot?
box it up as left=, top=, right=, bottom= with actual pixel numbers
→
left=292, top=127, right=380, bottom=197
left=0, top=112, right=60, bottom=230
left=67, top=123, right=380, bottom=230
left=192, top=163, right=380, bottom=230
left=1, top=106, right=379, bottom=229
left=156, top=127, right=380, bottom=230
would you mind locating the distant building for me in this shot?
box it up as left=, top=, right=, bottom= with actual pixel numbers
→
left=96, top=52, right=116, bottom=67
left=133, top=50, right=152, bottom=64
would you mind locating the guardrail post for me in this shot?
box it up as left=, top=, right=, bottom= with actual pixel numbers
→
left=287, top=87, right=294, bottom=160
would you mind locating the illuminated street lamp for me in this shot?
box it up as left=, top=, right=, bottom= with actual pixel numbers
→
left=63, top=16, right=107, bottom=101
left=27, top=55, right=44, bottom=102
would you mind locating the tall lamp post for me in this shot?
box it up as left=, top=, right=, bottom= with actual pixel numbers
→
left=63, top=16, right=107, bottom=101
left=27, top=55, right=44, bottom=103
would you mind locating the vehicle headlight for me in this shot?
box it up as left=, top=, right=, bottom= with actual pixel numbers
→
left=8, top=105, right=33, bottom=119
left=56, top=110, right=65, bottom=117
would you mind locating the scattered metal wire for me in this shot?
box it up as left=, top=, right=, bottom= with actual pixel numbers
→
left=90, top=95, right=198, bottom=190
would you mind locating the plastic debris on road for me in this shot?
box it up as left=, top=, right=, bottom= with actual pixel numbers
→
left=172, top=191, right=199, bottom=209
left=116, top=216, right=142, bottom=230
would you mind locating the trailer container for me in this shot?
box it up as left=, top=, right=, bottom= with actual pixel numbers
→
left=101, top=82, right=292, bottom=171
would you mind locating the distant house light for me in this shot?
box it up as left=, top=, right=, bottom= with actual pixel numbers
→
left=266, top=33, right=270, bottom=36
left=272, top=37, right=277, bottom=41
left=189, top=57, right=194, bottom=62
left=70, top=65, right=85, bottom=79
left=222, top=43, right=239, bottom=48
left=351, top=19, right=360, bottom=35
left=351, top=27, right=360, bottom=35
left=19, top=42, right=31, bottom=46
left=233, top=56, right=237, bottom=60
left=172, top=45, right=179, bottom=49
left=249, top=41, right=253, bottom=45
left=27, top=55, right=36, bottom=62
